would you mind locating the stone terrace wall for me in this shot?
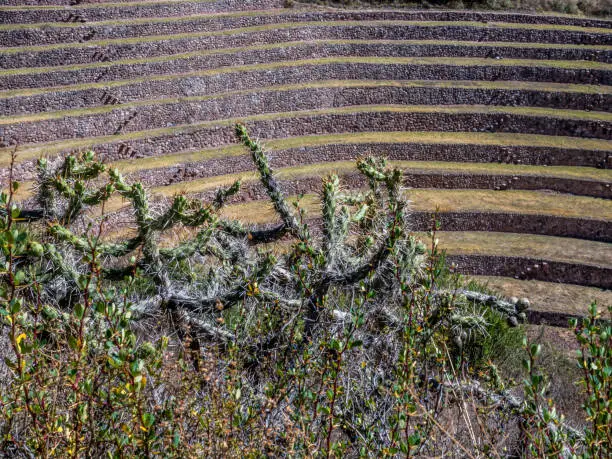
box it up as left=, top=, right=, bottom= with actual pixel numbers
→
left=1, top=110, right=609, bottom=161
left=1, top=10, right=611, bottom=47
left=2, top=111, right=610, bottom=183
left=448, top=254, right=612, bottom=289
left=5, top=141, right=608, bottom=185
left=268, top=143, right=609, bottom=168
left=3, top=44, right=610, bottom=91
left=3, top=62, right=610, bottom=106
left=4, top=25, right=611, bottom=70
left=411, top=211, right=611, bottom=242
left=1, top=5, right=610, bottom=27
left=6, top=143, right=608, bottom=191
left=47, top=108, right=612, bottom=144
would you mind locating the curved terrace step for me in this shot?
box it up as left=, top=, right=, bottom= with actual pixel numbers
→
left=3, top=47, right=612, bottom=93
left=101, top=196, right=611, bottom=288
left=2, top=87, right=611, bottom=144
left=3, top=59, right=610, bottom=106
left=94, top=177, right=611, bottom=243
left=447, top=254, right=610, bottom=289
left=157, top=183, right=612, bottom=239
left=109, top=146, right=611, bottom=198
left=6, top=130, right=610, bottom=186
left=2, top=108, right=611, bottom=183
left=3, top=80, right=609, bottom=119
left=1, top=10, right=611, bottom=47
left=3, top=22, right=611, bottom=70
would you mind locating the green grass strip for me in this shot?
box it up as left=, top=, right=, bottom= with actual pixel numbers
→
left=408, top=188, right=612, bottom=219
left=3, top=79, right=610, bottom=125
left=3, top=106, right=611, bottom=167
left=3, top=20, right=611, bottom=54
left=16, top=158, right=611, bottom=205
left=98, top=181, right=611, bottom=237
left=2, top=57, right=611, bottom=99
left=3, top=38, right=611, bottom=78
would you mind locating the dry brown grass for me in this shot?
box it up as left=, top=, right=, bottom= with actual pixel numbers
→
left=471, top=275, right=612, bottom=314
left=429, top=231, right=612, bottom=266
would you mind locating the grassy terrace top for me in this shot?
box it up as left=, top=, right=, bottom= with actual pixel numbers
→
left=14, top=159, right=612, bottom=201
left=159, top=185, right=612, bottom=221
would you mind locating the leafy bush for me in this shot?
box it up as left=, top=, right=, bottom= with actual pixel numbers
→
left=0, top=126, right=607, bottom=457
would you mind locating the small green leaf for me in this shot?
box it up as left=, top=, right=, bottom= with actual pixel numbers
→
left=74, top=303, right=85, bottom=320
left=10, top=298, right=22, bottom=314
left=142, top=413, right=155, bottom=429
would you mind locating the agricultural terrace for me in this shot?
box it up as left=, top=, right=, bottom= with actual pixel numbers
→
left=1, top=0, right=610, bottom=327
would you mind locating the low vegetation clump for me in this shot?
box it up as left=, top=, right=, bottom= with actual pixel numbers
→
left=0, top=125, right=609, bottom=457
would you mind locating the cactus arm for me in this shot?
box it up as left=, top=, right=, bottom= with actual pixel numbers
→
left=159, top=224, right=216, bottom=260
left=212, top=180, right=241, bottom=210
left=235, top=123, right=308, bottom=241
left=321, top=174, right=338, bottom=264
left=219, top=219, right=289, bottom=244
left=48, top=224, right=143, bottom=258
